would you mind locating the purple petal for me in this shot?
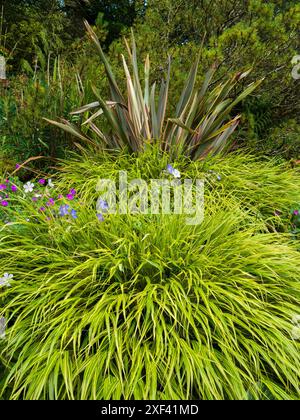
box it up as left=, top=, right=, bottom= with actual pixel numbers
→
left=167, top=164, right=174, bottom=175
left=71, top=209, right=77, bottom=219
left=97, top=213, right=104, bottom=222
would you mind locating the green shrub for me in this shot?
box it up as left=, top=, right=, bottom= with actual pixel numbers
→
left=0, top=59, right=87, bottom=168
left=259, top=120, right=300, bottom=160
left=1, top=150, right=300, bottom=400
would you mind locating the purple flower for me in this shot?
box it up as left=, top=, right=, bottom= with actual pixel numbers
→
left=70, top=209, right=77, bottom=219
left=70, top=189, right=76, bottom=196
left=46, top=198, right=55, bottom=206
left=0, top=184, right=7, bottom=191
left=5, top=179, right=9, bottom=184
left=66, top=194, right=74, bottom=201
left=96, top=198, right=109, bottom=212
left=39, top=207, right=46, bottom=212
left=59, top=204, right=70, bottom=217
left=15, top=164, right=20, bottom=169
left=97, top=213, right=104, bottom=222
left=1, top=200, right=8, bottom=207
left=293, top=210, right=299, bottom=216
left=58, top=194, right=63, bottom=199
left=32, top=196, right=38, bottom=202
left=38, top=179, right=46, bottom=185
left=11, top=185, right=17, bottom=192
left=274, top=210, right=281, bottom=216
left=166, top=164, right=181, bottom=178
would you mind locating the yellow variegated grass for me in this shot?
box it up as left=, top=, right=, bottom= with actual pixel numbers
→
left=1, top=150, right=300, bottom=400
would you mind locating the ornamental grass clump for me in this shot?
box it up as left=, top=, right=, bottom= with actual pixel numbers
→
left=58, top=148, right=300, bottom=230
left=0, top=151, right=300, bottom=400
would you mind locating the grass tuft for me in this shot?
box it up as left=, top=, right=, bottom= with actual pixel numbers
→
left=1, top=150, right=300, bottom=400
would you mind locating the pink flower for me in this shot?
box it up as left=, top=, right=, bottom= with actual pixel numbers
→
left=11, top=185, right=17, bottom=192
left=58, top=194, right=63, bottom=199
left=0, top=184, right=7, bottom=190
left=66, top=194, right=74, bottom=201
left=46, top=198, right=55, bottom=206
left=294, top=210, right=299, bottom=216
left=1, top=200, right=8, bottom=207
left=38, top=179, right=46, bottom=185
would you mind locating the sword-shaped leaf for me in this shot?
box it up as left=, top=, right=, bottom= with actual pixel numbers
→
left=150, top=82, right=159, bottom=139
left=84, top=20, right=125, bottom=104
left=168, top=118, right=198, bottom=135
left=70, top=101, right=100, bottom=115
left=175, top=54, right=200, bottom=117
left=43, top=118, right=96, bottom=146
left=157, top=57, right=171, bottom=136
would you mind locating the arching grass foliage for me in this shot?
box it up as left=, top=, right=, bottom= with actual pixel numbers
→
left=0, top=150, right=300, bottom=400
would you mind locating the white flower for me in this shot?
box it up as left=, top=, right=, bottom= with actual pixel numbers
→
left=23, top=181, right=34, bottom=193
left=48, top=179, right=54, bottom=188
left=0, top=273, right=13, bottom=287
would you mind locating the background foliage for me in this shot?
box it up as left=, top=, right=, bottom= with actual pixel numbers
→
left=1, top=0, right=300, bottom=168
left=1, top=0, right=300, bottom=400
